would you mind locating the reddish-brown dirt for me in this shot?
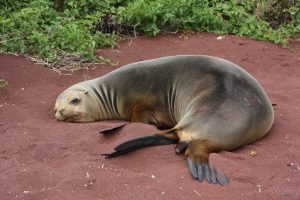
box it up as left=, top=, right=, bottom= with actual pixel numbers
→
left=1, top=33, right=300, bottom=200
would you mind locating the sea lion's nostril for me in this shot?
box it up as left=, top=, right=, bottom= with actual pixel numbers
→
left=59, top=108, right=65, bottom=113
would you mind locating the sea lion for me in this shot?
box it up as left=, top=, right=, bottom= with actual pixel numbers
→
left=54, top=55, right=274, bottom=186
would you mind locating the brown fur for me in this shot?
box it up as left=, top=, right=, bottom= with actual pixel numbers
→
left=154, top=131, right=179, bottom=141
left=185, top=140, right=221, bottom=163
left=131, top=103, right=174, bottom=129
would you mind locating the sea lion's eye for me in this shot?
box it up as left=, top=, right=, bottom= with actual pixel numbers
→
left=70, top=98, right=80, bottom=105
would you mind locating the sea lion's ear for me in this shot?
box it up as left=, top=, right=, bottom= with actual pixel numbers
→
left=83, top=90, right=89, bottom=95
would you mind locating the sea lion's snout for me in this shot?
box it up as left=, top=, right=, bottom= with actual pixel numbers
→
left=54, top=94, right=75, bottom=122
left=54, top=107, right=82, bottom=122
left=54, top=108, right=65, bottom=121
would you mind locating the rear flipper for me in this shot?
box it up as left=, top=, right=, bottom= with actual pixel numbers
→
left=102, top=131, right=178, bottom=158
left=185, top=139, right=229, bottom=186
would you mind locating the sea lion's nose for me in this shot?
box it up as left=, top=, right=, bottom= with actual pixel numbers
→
left=55, top=108, right=65, bottom=121
left=55, top=108, right=65, bottom=114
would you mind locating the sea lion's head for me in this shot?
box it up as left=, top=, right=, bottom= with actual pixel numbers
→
left=54, top=88, right=100, bottom=122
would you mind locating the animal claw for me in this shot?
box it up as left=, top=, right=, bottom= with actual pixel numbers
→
left=210, top=167, right=217, bottom=184
left=187, top=157, right=198, bottom=178
left=216, top=171, right=229, bottom=186
left=196, top=163, right=205, bottom=182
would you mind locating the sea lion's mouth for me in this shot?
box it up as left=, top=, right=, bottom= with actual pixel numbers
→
left=55, top=110, right=81, bottom=122
left=64, top=114, right=81, bottom=122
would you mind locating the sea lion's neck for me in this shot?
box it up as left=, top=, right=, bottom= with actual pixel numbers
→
left=88, top=79, right=125, bottom=121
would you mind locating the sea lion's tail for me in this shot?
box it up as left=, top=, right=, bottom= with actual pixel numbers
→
left=102, top=133, right=178, bottom=158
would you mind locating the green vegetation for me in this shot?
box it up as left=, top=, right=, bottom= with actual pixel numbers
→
left=117, top=0, right=300, bottom=44
left=0, top=0, right=118, bottom=70
left=0, top=0, right=299, bottom=70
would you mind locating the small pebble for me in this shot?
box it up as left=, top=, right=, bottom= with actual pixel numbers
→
left=249, top=150, right=257, bottom=157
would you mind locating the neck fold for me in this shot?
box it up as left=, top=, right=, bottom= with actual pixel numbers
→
left=91, top=84, right=123, bottom=120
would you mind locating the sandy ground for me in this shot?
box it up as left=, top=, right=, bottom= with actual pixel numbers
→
left=0, top=33, right=300, bottom=200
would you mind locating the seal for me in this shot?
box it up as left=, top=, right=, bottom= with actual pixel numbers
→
left=54, top=55, right=274, bottom=186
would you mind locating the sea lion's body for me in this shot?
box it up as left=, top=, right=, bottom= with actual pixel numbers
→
left=55, top=55, right=274, bottom=185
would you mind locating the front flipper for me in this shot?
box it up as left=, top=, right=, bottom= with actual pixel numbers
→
left=102, top=131, right=179, bottom=158
left=185, top=140, right=229, bottom=186
left=175, top=141, right=189, bottom=154
left=99, top=122, right=129, bottom=135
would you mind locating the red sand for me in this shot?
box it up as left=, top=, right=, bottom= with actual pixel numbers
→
left=0, top=33, right=300, bottom=200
